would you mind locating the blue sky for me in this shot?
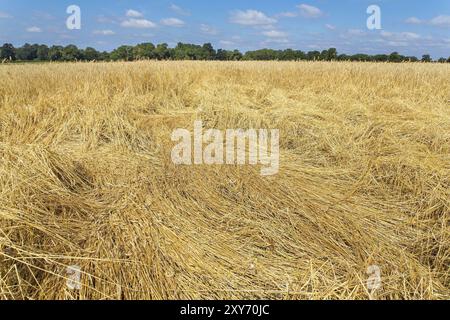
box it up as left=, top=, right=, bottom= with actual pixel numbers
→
left=0, top=0, right=449, bottom=58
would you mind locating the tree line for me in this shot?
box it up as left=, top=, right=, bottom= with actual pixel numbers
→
left=1, top=42, right=449, bottom=63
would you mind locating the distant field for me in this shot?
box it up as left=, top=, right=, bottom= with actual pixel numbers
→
left=0, top=61, right=449, bottom=299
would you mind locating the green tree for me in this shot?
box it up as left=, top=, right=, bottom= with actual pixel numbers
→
left=373, top=54, right=388, bottom=62
left=421, top=54, right=432, bottom=62
left=319, top=49, right=328, bottom=61
left=173, top=43, right=210, bottom=60
left=307, top=51, right=320, bottom=61
left=3, top=42, right=426, bottom=63
left=133, top=43, right=155, bottom=59
left=0, top=43, right=16, bottom=60
left=99, top=51, right=110, bottom=61
left=62, top=45, right=82, bottom=61
left=216, top=49, right=227, bottom=60
left=154, top=43, right=170, bottom=60
left=279, top=49, right=294, bottom=61
left=36, top=45, right=49, bottom=61
left=327, top=48, right=337, bottom=61
left=83, top=47, right=100, bottom=61
left=406, top=56, right=419, bottom=62
left=319, top=48, right=337, bottom=61
left=228, top=49, right=242, bottom=61
left=351, top=54, right=371, bottom=61
left=202, top=43, right=216, bottom=60
left=16, top=43, right=37, bottom=60
left=243, top=49, right=279, bottom=60
left=110, top=45, right=134, bottom=61
left=388, top=52, right=404, bottom=63
left=48, top=45, right=63, bottom=61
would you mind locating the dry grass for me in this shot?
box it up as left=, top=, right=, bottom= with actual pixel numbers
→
left=0, top=61, right=449, bottom=300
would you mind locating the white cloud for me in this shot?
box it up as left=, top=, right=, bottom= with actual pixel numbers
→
left=259, top=24, right=276, bottom=30
left=0, top=11, right=12, bottom=19
left=93, top=30, right=115, bottom=35
left=263, top=38, right=289, bottom=44
left=297, top=4, right=323, bottom=18
left=430, top=15, right=450, bottom=27
left=121, top=19, right=157, bottom=29
left=325, top=24, right=336, bottom=30
left=26, top=26, right=42, bottom=33
left=380, top=31, right=393, bottom=37
left=170, top=4, right=190, bottom=16
left=262, top=30, right=287, bottom=38
left=401, top=32, right=421, bottom=40
left=200, top=24, right=218, bottom=35
left=33, top=11, right=55, bottom=20
left=405, top=15, right=450, bottom=27
left=277, top=12, right=297, bottom=18
left=126, top=9, right=144, bottom=18
left=386, top=41, right=409, bottom=47
left=161, top=17, right=185, bottom=27
left=381, top=31, right=421, bottom=41
left=230, top=10, right=276, bottom=26
left=405, top=17, right=422, bottom=24
left=347, top=29, right=365, bottom=36
left=219, top=40, right=235, bottom=47
left=97, top=15, right=115, bottom=24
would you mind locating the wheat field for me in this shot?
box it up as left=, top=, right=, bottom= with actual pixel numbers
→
left=0, top=61, right=449, bottom=300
